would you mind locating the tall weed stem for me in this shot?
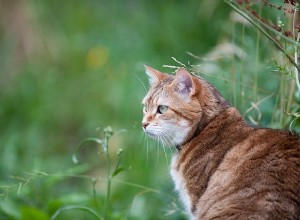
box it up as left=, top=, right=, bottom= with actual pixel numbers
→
left=225, top=0, right=300, bottom=73
left=293, top=3, right=300, bottom=93
left=69, top=126, right=125, bottom=220
left=103, top=127, right=113, bottom=220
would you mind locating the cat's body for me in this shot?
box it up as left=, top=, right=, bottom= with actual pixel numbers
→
left=171, top=107, right=300, bottom=219
left=142, top=66, right=300, bottom=220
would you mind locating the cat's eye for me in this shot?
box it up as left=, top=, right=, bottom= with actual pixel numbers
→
left=157, top=105, right=168, bottom=114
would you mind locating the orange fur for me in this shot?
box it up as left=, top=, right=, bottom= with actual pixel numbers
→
left=142, top=66, right=300, bottom=219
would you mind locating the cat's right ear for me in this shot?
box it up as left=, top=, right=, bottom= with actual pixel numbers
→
left=172, top=68, right=199, bottom=97
left=144, top=65, right=166, bottom=86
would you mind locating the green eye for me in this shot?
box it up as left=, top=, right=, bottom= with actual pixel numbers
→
left=157, top=105, right=168, bottom=114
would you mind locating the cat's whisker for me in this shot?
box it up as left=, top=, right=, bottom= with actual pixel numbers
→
left=154, top=127, right=173, bottom=146
left=162, top=131, right=177, bottom=154
left=149, top=127, right=170, bottom=164
left=160, top=132, right=171, bottom=165
left=146, top=135, right=149, bottom=166
left=155, top=139, right=160, bottom=170
left=145, top=125, right=178, bottom=155
left=162, top=127, right=184, bottom=145
left=134, top=74, right=148, bottom=94
left=161, top=131, right=174, bottom=147
left=139, top=133, right=148, bottom=160
left=143, top=126, right=174, bottom=165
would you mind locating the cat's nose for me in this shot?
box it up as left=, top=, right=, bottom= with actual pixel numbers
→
left=142, top=122, right=149, bottom=129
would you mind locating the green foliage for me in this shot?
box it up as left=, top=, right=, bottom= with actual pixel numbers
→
left=0, top=0, right=299, bottom=219
left=21, top=207, right=49, bottom=220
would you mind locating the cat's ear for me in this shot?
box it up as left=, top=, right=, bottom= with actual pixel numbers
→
left=173, top=68, right=198, bottom=96
left=144, top=65, right=166, bottom=86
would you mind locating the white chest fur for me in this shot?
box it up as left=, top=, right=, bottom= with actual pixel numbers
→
left=170, top=155, right=193, bottom=218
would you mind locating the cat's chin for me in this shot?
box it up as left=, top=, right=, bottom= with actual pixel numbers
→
left=144, top=132, right=156, bottom=139
left=144, top=133, right=166, bottom=143
left=143, top=129, right=157, bottom=138
left=145, top=133, right=181, bottom=148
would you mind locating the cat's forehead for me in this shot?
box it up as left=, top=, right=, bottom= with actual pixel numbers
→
left=142, top=82, right=172, bottom=105
left=142, top=88, right=165, bottom=105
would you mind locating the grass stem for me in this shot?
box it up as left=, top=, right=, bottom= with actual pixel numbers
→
left=50, top=205, right=103, bottom=220
left=225, top=0, right=300, bottom=73
left=103, top=135, right=112, bottom=220
left=294, top=37, right=300, bottom=93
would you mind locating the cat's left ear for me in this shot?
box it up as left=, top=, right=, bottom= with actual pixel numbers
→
left=144, top=65, right=167, bottom=86
left=173, top=68, right=198, bottom=97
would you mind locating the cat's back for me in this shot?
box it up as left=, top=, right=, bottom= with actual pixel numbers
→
left=195, top=116, right=300, bottom=219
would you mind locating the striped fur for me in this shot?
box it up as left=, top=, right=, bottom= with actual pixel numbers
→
left=142, top=66, right=300, bottom=220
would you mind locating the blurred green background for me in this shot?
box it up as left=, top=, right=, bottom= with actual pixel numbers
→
left=0, top=0, right=298, bottom=219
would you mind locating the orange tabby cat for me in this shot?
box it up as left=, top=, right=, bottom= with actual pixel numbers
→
left=142, top=66, right=300, bottom=220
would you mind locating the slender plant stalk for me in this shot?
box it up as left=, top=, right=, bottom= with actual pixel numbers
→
left=280, top=73, right=286, bottom=126
left=287, top=80, right=296, bottom=114
left=294, top=36, right=300, bottom=93
left=253, top=3, right=262, bottom=102
left=231, top=65, right=237, bottom=105
left=71, top=127, right=114, bottom=219
left=240, top=23, right=246, bottom=110
left=31, top=171, right=162, bottom=193
left=270, top=84, right=281, bottom=127
left=237, top=3, right=300, bottom=47
left=50, top=205, right=103, bottom=220
left=92, top=178, right=100, bottom=211
left=103, top=136, right=111, bottom=219
left=286, top=5, right=299, bottom=114
left=293, top=4, right=300, bottom=92
left=253, top=29, right=259, bottom=102
left=225, top=0, right=300, bottom=73
left=232, top=20, right=237, bottom=106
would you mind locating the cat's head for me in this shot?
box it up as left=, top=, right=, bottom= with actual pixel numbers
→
left=142, top=66, right=229, bottom=147
left=142, top=66, right=203, bottom=146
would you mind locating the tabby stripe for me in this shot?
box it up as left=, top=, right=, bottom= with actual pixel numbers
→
left=178, top=108, right=239, bottom=168
left=170, top=108, right=192, bottom=122
left=147, top=86, right=164, bottom=107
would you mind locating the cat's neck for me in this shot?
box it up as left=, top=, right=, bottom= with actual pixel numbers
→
left=200, top=80, right=230, bottom=117
left=200, top=107, right=249, bottom=136
left=182, top=80, right=231, bottom=146
left=173, top=107, right=252, bottom=211
left=181, top=107, right=249, bottom=151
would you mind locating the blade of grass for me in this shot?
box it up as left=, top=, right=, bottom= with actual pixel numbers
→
left=50, top=205, right=103, bottom=220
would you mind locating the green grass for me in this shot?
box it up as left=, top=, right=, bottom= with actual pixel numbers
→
left=0, top=0, right=299, bottom=219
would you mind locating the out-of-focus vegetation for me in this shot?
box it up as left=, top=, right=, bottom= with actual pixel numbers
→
left=0, top=0, right=299, bottom=219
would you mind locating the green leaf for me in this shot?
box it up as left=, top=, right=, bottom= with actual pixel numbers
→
left=0, top=200, right=21, bottom=219
left=112, top=167, right=126, bottom=177
left=21, top=206, right=49, bottom=220
left=72, top=137, right=103, bottom=164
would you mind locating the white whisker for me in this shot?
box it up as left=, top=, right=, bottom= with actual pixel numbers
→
left=139, top=133, right=147, bottom=156
left=160, top=132, right=170, bottom=164
left=146, top=135, right=149, bottom=165
left=134, top=74, right=148, bottom=94
left=154, top=139, right=160, bottom=170
left=161, top=131, right=177, bottom=154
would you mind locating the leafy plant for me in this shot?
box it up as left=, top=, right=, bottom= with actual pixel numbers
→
left=225, top=0, right=300, bottom=131
left=50, top=127, right=126, bottom=220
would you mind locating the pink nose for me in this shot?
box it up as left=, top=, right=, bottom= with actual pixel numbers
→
left=142, top=122, right=149, bottom=129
